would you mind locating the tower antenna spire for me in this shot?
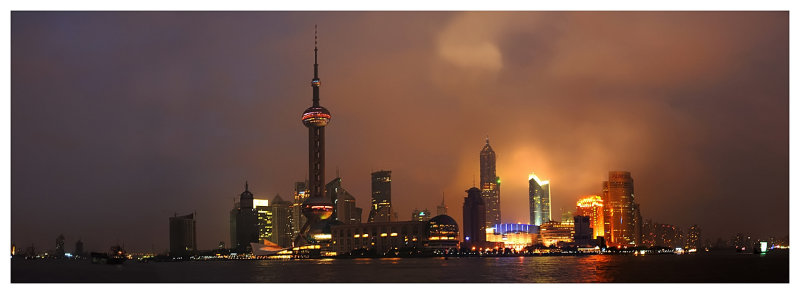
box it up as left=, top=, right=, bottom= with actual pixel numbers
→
left=312, top=24, right=320, bottom=106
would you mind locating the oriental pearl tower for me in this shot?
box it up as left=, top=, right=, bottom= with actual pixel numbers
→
left=295, top=26, right=335, bottom=246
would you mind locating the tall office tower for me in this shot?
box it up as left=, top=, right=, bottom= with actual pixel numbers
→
left=576, top=195, right=605, bottom=239
left=528, top=173, right=551, bottom=226
left=297, top=28, right=335, bottom=245
left=326, top=177, right=362, bottom=224
left=55, top=234, right=65, bottom=257
left=479, top=138, right=501, bottom=228
left=169, top=213, right=197, bottom=257
left=633, top=203, right=643, bottom=246
left=462, top=187, right=486, bottom=245
left=641, top=219, right=656, bottom=247
left=601, top=181, right=610, bottom=240
left=603, top=171, right=636, bottom=246
left=233, top=182, right=258, bottom=252
left=411, top=209, right=432, bottom=221
left=269, top=194, right=293, bottom=248
left=253, top=198, right=273, bottom=244
left=74, top=239, right=84, bottom=257
left=437, top=193, right=448, bottom=216
left=368, top=170, right=392, bottom=222
left=291, top=181, right=309, bottom=239
left=686, top=225, right=702, bottom=251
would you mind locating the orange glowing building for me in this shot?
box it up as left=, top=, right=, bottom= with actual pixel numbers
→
left=576, top=195, right=604, bottom=239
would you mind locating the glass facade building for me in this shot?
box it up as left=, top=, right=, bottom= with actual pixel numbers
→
left=528, top=173, right=551, bottom=226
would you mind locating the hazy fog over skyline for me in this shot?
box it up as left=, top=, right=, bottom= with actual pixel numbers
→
left=11, top=11, right=787, bottom=252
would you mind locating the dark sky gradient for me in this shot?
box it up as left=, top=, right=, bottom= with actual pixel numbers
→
left=11, top=11, right=788, bottom=253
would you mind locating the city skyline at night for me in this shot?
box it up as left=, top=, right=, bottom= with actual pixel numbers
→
left=10, top=11, right=788, bottom=254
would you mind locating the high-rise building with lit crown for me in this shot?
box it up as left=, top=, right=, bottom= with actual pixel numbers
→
left=528, top=173, right=551, bottom=226
left=480, top=138, right=501, bottom=228
left=602, top=171, right=637, bottom=246
left=576, top=195, right=604, bottom=239
left=368, top=170, right=392, bottom=222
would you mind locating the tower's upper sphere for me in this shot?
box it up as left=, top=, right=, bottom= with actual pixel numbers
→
left=302, top=106, right=331, bottom=127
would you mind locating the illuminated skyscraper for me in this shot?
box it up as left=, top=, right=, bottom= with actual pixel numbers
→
left=436, top=193, right=448, bottom=216
left=479, top=138, right=501, bottom=228
left=575, top=195, right=604, bottom=239
left=368, top=170, right=392, bottom=222
left=254, top=198, right=273, bottom=244
left=296, top=27, right=335, bottom=245
left=291, top=181, right=309, bottom=239
left=169, top=213, right=196, bottom=257
left=602, top=171, right=637, bottom=246
left=462, top=187, right=486, bottom=245
left=528, top=173, right=551, bottom=226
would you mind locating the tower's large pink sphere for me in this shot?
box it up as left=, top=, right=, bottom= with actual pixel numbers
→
left=302, top=197, right=334, bottom=221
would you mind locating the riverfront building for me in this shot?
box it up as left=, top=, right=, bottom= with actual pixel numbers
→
left=368, top=170, right=392, bottom=222
left=330, top=215, right=459, bottom=254
left=479, top=138, right=501, bottom=228
left=602, top=171, right=638, bottom=246
left=486, top=223, right=539, bottom=250
left=539, top=221, right=574, bottom=247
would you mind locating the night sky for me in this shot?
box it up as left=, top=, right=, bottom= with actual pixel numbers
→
left=11, top=11, right=788, bottom=253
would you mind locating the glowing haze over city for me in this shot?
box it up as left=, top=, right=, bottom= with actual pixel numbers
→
left=11, top=11, right=788, bottom=253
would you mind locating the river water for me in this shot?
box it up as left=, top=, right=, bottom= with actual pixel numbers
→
left=11, top=251, right=789, bottom=283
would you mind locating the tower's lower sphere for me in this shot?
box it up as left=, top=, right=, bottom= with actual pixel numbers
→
left=301, top=197, right=334, bottom=221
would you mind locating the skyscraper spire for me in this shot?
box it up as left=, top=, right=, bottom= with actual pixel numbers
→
left=245, top=181, right=249, bottom=191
